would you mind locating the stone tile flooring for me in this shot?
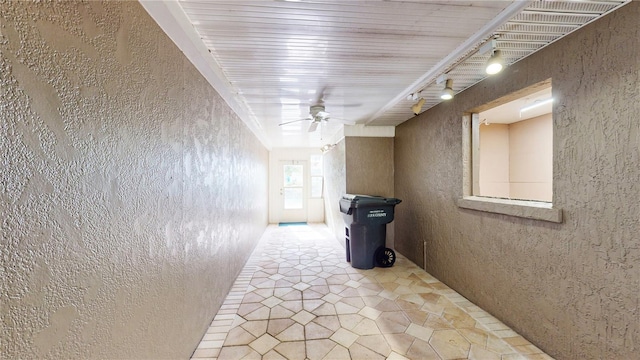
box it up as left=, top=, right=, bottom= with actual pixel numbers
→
left=191, top=224, right=553, bottom=360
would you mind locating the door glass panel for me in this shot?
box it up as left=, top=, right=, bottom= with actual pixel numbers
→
left=283, top=165, right=303, bottom=187
left=283, top=164, right=304, bottom=210
left=284, top=188, right=303, bottom=209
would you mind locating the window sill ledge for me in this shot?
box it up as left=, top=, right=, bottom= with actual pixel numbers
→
left=457, top=196, right=563, bottom=223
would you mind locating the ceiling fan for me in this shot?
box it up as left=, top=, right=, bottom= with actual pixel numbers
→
left=278, top=104, right=355, bottom=132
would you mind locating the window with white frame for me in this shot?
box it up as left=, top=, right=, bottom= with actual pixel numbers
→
left=310, top=154, right=323, bottom=198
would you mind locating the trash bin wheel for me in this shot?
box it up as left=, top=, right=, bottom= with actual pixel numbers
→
left=375, top=247, right=396, bottom=268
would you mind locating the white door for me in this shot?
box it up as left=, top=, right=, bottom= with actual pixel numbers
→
left=279, top=160, right=308, bottom=222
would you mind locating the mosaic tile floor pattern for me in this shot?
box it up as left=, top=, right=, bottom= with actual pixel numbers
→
left=191, top=224, right=553, bottom=360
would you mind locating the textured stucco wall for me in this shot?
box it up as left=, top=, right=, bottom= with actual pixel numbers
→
left=345, top=137, right=394, bottom=198
left=322, top=140, right=347, bottom=244
left=0, top=2, right=268, bottom=359
left=395, top=3, right=640, bottom=359
left=323, top=137, right=396, bottom=246
left=345, top=137, right=395, bottom=247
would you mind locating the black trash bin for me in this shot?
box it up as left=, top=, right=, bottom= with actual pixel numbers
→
left=339, top=194, right=402, bottom=269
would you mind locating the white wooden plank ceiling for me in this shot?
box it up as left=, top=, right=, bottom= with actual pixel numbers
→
left=142, top=0, right=630, bottom=148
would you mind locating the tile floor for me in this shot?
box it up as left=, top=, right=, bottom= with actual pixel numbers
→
left=191, top=224, right=553, bottom=360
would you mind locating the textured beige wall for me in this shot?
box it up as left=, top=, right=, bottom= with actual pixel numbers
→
left=345, top=137, right=394, bottom=198
left=324, top=137, right=396, bottom=250
left=322, top=140, right=347, bottom=245
left=395, top=3, right=639, bottom=359
left=0, top=2, right=268, bottom=359
left=345, top=137, right=396, bottom=247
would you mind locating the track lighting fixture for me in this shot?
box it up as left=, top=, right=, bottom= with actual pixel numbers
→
left=440, top=79, right=454, bottom=100
left=407, top=90, right=425, bottom=102
left=320, top=143, right=336, bottom=153
left=485, top=49, right=504, bottom=75
left=411, top=98, right=426, bottom=115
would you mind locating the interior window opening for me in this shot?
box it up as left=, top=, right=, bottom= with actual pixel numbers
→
left=472, top=82, right=553, bottom=203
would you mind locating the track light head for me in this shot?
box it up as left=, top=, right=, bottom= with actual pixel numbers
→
left=486, top=49, right=504, bottom=75
left=320, top=143, right=336, bottom=153
left=440, top=79, right=454, bottom=100
left=411, top=98, right=426, bottom=115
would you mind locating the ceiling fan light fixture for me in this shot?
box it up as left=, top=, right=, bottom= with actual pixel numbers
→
left=316, top=110, right=329, bottom=118
left=440, top=79, right=454, bottom=100
left=486, top=49, right=504, bottom=75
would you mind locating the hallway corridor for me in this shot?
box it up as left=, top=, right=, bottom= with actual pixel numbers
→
left=190, top=225, right=553, bottom=360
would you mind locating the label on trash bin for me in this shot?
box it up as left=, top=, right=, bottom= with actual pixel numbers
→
left=367, top=210, right=387, bottom=218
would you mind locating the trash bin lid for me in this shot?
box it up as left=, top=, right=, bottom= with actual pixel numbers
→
left=341, top=194, right=401, bottom=207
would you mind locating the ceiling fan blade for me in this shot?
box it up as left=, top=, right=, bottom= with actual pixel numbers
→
left=278, top=118, right=310, bottom=126
left=313, top=86, right=362, bottom=108
left=308, top=122, right=319, bottom=132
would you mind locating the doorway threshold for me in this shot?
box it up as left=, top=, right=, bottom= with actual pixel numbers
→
left=278, top=222, right=308, bottom=226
